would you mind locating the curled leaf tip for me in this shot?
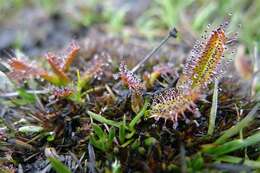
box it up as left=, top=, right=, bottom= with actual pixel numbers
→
left=119, top=61, right=145, bottom=94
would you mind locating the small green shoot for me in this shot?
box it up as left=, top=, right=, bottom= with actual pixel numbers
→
left=111, top=160, right=121, bottom=173
left=88, top=99, right=149, bottom=150
left=48, top=157, right=72, bottom=173
left=12, top=88, right=36, bottom=105
left=89, top=124, right=115, bottom=152
left=87, top=111, right=122, bottom=128
left=118, top=116, right=126, bottom=144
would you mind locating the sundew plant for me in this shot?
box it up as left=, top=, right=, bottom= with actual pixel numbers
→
left=150, top=19, right=238, bottom=125
left=1, top=2, right=260, bottom=172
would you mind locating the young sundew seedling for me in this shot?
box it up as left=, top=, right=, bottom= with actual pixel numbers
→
left=7, top=42, right=112, bottom=103
left=119, top=61, right=146, bottom=113
left=51, top=86, right=74, bottom=98
left=150, top=19, right=238, bottom=125
left=8, top=41, right=80, bottom=86
left=119, top=61, right=145, bottom=95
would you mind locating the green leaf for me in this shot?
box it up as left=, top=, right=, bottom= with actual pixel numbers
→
left=48, top=157, right=72, bottom=173
left=130, top=139, right=141, bottom=150
left=108, top=127, right=116, bottom=142
left=89, top=136, right=105, bottom=152
left=46, top=132, right=55, bottom=142
left=92, top=124, right=106, bottom=140
left=87, top=111, right=122, bottom=128
left=119, top=116, right=126, bottom=144
left=112, top=160, right=121, bottom=173
left=18, top=88, right=36, bottom=102
left=119, top=124, right=126, bottom=144
left=129, top=99, right=149, bottom=130
left=125, top=130, right=136, bottom=139
left=12, top=88, right=36, bottom=105
left=216, top=155, right=260, bottom=169
left=144, top=137, right=157, bottom=146
left=121, top=139, right=135, bottom=148
left=189, top=153, right=204, bottom=171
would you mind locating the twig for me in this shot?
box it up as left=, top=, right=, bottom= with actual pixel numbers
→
left=251, top=42, right=260, bottom=97
left=130, top=27, right=178, bottom=73
left=0, top=89, right=49, bottom=98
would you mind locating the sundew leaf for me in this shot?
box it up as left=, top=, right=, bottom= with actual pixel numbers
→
left=150, top=19, right=237, bottom=123
left=177, top=23, right=230, bottom=91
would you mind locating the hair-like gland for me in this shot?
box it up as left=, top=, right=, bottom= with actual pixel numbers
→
left=150, top=88, right=200, bottom=122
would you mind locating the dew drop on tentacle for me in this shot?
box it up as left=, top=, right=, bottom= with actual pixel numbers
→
left=185, top=118, right=191, bottom=124
left=193, top=108, right=201, bottom=118
left=172, top=122, right=178, bottom=129
left=154, top=116, right=160, bottom=122
left=152, top=123, right=157, bottom=128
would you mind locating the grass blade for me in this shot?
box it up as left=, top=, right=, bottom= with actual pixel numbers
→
left=129, top=99, right=149, bottom=130
left=215, top=103, right=259, bottom=144
left=207, top=80, right=218, bottom=135
left=203, top=132, right=260, bottom=156
left=217, top=155, right=260, bottom=169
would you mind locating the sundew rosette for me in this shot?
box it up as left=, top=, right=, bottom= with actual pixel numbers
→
left=150, top=18, right=238, bottom=125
